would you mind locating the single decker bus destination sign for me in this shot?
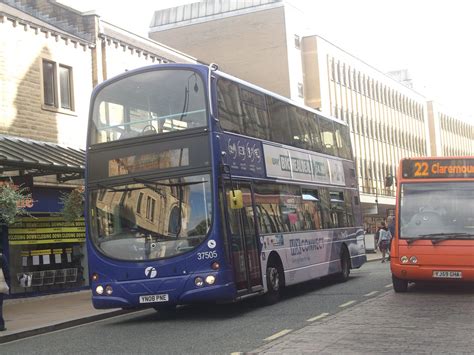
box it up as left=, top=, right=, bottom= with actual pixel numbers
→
left=402, top=158, right=474, bottom=179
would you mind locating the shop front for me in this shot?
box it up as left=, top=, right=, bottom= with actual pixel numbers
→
left=0, top=135, right=86, bottom=297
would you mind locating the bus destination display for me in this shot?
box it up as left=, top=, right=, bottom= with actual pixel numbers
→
left=402, top=158, right=474, bottom=179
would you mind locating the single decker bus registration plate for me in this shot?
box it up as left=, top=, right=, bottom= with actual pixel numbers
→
left=432, top=271, right=462, bottom=279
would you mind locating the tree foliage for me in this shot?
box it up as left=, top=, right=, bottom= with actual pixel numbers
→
left=60, top=188, right=84, bottom=222
left=0, top=183, right=32, bottom=225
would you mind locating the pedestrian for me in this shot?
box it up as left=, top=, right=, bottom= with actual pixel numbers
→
left=386, top=216, right=395, bottom=257
left=0, top=251, right=10, bottom=331
left=374, top=223, right=382, bottom=251
left=377, top=221, right=392, bottom=263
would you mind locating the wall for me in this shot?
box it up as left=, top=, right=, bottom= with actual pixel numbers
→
left=150, top=6, right=291, bottom=98
left=0, top=11, right=93, bottom=149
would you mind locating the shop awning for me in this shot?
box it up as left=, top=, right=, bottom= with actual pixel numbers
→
left=0, top=135, right=85, bottom=182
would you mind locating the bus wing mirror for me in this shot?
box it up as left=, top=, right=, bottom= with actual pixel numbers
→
left=227, top=190, right=243, bottom=209
left=385, top=175, right=394, bottom=187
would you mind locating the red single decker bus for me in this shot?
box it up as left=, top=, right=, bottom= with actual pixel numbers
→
left=390, top=156, right=474, bottom=292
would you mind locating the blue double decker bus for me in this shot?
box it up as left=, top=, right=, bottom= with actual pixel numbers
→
left=86, top=63, right=366, bottom=312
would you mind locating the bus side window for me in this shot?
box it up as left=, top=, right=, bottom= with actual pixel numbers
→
left=279, top=185, right=301, bottom=232
left=319, top=117, right=337, bottom=157
left=217, top=78, right=244, bottom=134
left=267, top=96, right=292, bottom=145
left=240, top=87, right=271, bottom=141
left=302, top=190, right=322, bottom=230
left=255, top=205, right=277, bottom=234
left=254, top=184, right=283, bottom=234
left=334, top=123, right=353, bottom=160
left=344, top=191, right=355, bottom=227
left=318, top=188, right=332, bottom=229
left=288, top=105, right=309, bottom=150
left=306, top=113, right=323, bottom=153
left=330, top=191, right=348, bottom=228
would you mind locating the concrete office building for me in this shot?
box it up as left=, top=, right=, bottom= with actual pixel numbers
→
left=149, top=0, right=473, bottom=232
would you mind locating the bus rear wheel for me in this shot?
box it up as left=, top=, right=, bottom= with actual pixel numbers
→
left=336, top=246, right=350, bottom=282
left=263, top=264, right=282, bottom=305
left=392, top=274, right=408, bottom=292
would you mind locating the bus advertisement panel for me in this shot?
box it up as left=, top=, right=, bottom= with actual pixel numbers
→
left=86, top=63, right=365, bottom=313
left=391, top=157, right=474, bottom=292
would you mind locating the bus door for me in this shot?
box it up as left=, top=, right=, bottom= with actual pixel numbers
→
left=224, top=183, right=263, bottom=294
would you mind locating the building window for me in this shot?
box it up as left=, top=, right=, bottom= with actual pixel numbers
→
left=146, top=196, right=156, bottom=222
left=42, top=60, right=56, bottom=106
left=330, top=58, right=335, bottom=81
left=136, top=192, right=144, bottom=214
left=294, top=34, right=301, bottom=49
left=342, top=64, right=347, bottom=86
left=297, top=82, right=304, bottom=98
left=42, top=59, right=74, bottom=111
left=59, top=65, right=73, bottom=109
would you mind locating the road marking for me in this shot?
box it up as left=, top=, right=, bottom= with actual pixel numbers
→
left=306, top=312, right=330, bottom=322
left=364, top=291, right=379, bottom=296
left=385, top=283, right=393, bottom=288
left=230, top=353, right=243, bottom=355
left=264, top=329, right=292, bottom=341
left=339, top=300, right=356, bottom=308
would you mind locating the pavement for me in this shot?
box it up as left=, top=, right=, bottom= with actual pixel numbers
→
left=6, top=249, right=470, bottom=353
left=253, top=286, right=474, bottom=354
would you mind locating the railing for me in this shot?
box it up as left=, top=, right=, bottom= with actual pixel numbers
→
left=360, top=185, right=395, bottom=197
left=17, top=268, right=78, bottom=288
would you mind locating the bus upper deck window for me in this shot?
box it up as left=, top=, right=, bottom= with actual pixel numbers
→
left=91, top=69, right=207, bottom=144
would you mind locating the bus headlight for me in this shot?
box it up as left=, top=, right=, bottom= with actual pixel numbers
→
left=409, top=256, right=418, bottom=264
left=205, top=275, right=216, bottom=285
left=105, top=285, right=113, bottom=295
left=195, top=277, right=204, bottom=287
left=96, top=285, right=104, bottom=295
left=400, top=256, right=409, bottom=264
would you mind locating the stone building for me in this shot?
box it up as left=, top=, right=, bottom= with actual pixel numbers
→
left=0, top=0, right=195, bottom=296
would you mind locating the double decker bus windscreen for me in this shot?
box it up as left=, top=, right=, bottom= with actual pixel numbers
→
left=89, top=174, right=212, bottom=260
left=91, top=69, right=207, bottom=144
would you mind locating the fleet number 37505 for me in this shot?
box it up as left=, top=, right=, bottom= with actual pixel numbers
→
left=197, top=251, right=217, bottom=260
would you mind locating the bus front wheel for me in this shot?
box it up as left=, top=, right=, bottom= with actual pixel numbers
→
left=263, top=264, right=282, bottom=305
left=392, top=274, right=408, bottom=292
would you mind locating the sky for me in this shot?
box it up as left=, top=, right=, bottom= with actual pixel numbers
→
left=57, top=0, right=473, bottom=122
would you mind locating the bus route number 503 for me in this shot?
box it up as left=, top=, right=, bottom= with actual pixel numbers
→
left=197, top=251, right=217, bottom=260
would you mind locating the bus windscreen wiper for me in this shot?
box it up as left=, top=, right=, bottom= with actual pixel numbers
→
left=427, top=233, right=474, bottom=245
left=96, top=183, right=147, bottom=193
left=406, top=233, right=474, bottom=245
left=405, top=235, right=435, bottom=245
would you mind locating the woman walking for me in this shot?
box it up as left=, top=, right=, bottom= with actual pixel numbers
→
left=377, top=221, right=392, bottom=263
